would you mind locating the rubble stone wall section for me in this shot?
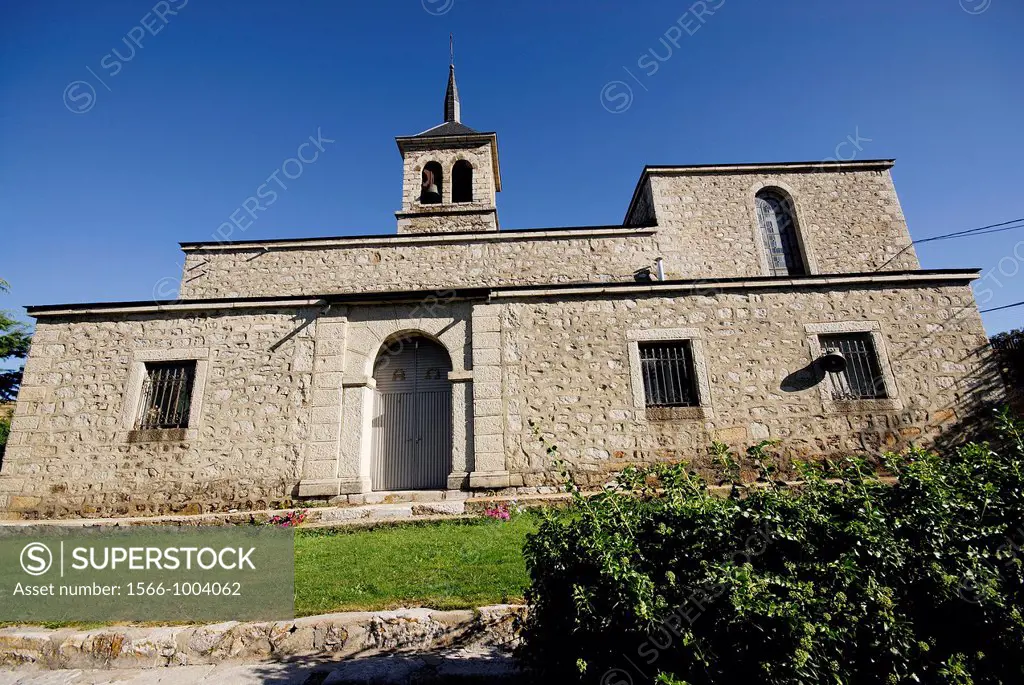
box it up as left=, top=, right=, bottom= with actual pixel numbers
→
left=177, top=230, right=659, bottom=299
left=494, top=282, right=995, bottom=490
left=644, top=168, right=921, bottom=280
left=0, top=308, right=319, bottom=519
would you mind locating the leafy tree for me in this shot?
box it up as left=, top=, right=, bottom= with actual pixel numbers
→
left=991, top=328, right=1024, bottom=411
left=0, top=278, right=30, bottom=402
left=991, top=327, right=1024, bottom=347
left=0, top=278, right=31, bottom=462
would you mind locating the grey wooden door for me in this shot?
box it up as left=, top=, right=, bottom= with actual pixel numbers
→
left=371, top=336, right=453, bottom=491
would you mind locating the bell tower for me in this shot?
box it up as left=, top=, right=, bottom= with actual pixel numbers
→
left=395, top=54, right=501, bottom=234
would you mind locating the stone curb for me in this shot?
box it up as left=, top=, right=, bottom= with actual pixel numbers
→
left=0, top=478, right=897, bottom=529
left=0, top=604, right=525, bottom=671
left=0, top=492, right=571, bottom=528
left=0, top=493, right=573, bottom=529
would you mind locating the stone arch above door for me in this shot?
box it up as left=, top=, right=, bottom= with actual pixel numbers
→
left=344, top=312, right=470, bottom=380
left=338, top=307, right=474, bottom=494
left=370, top=334, right=454, bottom=491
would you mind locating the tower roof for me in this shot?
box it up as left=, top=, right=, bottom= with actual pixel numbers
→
left=396, top=52, right=501, bottom=194
left=412, top=120, right=480, bottom=138
left=410, top=63, right=479, bottom=138
left=444, top=64, right=460, bottom=123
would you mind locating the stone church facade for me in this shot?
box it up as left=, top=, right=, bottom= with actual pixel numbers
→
left=0, top=67, right=997, bottom=519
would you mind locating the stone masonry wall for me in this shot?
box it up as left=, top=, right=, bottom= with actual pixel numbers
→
left=399, top=141, right=496, bottom=213
left=179, top=167, right=919, bottom=301
left=397, top=140, right=497, bottom=234
left=0, top=308, right=319, bottom=519
left=0, top=280, right=997, bottom=518
left=396, top=210, right=497, bottom=234
left=497, top=283, right=996, bottom=490
left=178, top=231, right=659, bottom=299
left=646, top=168, right=921, bottom=280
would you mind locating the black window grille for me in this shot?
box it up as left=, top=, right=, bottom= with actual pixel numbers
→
left=639, top=341, right=699, bottom=407
left=819, top=333, right=887, bottom=400
left=137, top=362, right=196, bottom=429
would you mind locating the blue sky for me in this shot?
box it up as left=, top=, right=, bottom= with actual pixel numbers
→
left=1, top=0, right=1022, bottom=337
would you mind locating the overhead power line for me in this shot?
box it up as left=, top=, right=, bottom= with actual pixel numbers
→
left=980, top=300, right=1024, bottom=314
left=874, top=217, right=1024, bottom=272
left=914, top=217, right=1024, bottom=244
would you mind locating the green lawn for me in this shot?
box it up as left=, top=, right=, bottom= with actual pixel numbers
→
left=0, top=515, right=539, bottom=628
left=294, top=515, right=538, bottom=615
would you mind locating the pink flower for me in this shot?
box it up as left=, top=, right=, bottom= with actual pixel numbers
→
left=267, top=509, right=307, bottom=527
left=484, top=504, right=513, bottom=521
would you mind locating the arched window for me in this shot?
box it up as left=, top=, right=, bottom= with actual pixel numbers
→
left=452, top=160, right=473, bottom=203
left=420, top=161, right=443, bottom=204
left=755, top=190, right=806, bottom=276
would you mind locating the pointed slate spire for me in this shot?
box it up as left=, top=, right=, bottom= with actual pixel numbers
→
left=444, top=65, right=461, bottom=123
left=444, top=35, right=461, bottom=123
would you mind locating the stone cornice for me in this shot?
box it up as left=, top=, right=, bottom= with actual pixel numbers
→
left=26, top=270, right=979, bottom=319
left=644, top=160, right=895, bottom=175
left=26, top=297, right=328, bottom=318
left=393, top=206, right=496, bottom=220
left=490, top=269, right=979, bottom=300
left=179, top=225, right=657, bottom=252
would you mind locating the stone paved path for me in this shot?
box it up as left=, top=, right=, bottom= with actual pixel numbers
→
left=0, top=647, right=520, bottom=684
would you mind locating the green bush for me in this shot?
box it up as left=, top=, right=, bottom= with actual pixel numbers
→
left=520, top=411, right=1024, bottom=684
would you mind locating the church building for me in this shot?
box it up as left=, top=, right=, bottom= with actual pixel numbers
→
left=0, top=66, right=997, bottom=519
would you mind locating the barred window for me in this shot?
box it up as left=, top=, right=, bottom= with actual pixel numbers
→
left=137, top=361, right=196, bottom=429
left=639, top=341, right=699, bottom=407
left=819, top=333, right=887, bottom=400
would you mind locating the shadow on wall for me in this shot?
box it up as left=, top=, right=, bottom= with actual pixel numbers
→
left=779, top=362, right=826, bottom=392
left=929, top=339, right=1015, bottom=450
left=883, top=341, right=1008, bottom=458
left=782, top=338, right=1009, bottom=456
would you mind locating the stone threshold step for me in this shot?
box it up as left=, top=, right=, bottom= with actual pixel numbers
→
left=318, top=499, right=467, bottom=523
left=302, top=512, right=477, bottom=531
left=334, top=489, right=469, bottom=506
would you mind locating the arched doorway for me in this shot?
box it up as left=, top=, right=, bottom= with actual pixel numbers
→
left=370, top=335, right=453, bottom=491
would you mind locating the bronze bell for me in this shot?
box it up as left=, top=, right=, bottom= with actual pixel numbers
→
left=421, top=168, right=441, bottom=204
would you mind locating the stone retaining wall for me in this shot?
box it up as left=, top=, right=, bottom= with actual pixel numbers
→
left=0, top=605, right=524, bottom=670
